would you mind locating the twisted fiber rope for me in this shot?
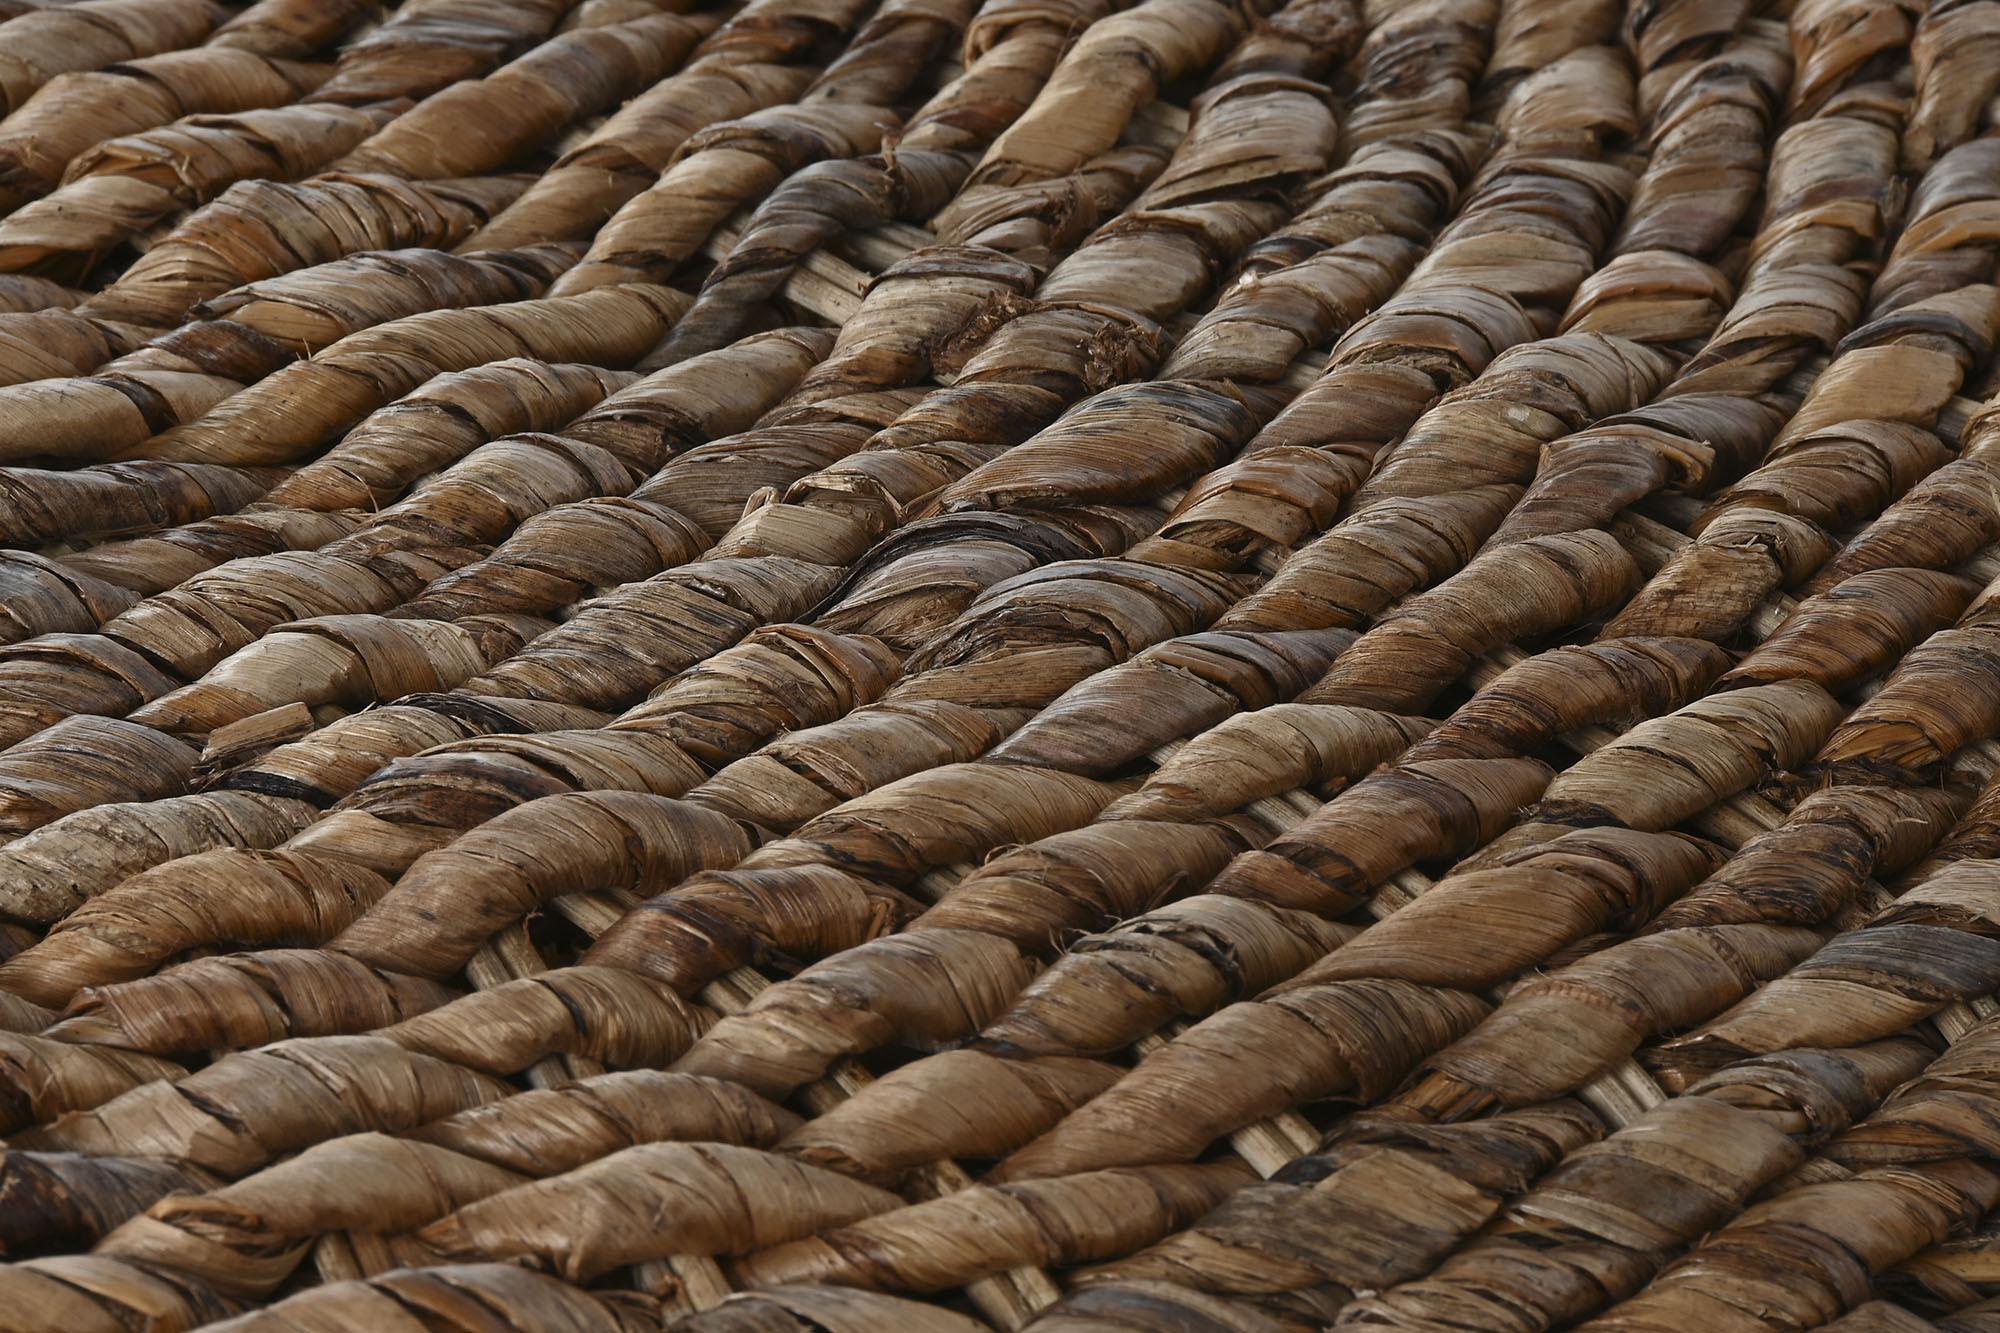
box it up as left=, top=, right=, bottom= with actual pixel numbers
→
left=4, top=0, right=2000, bottom=1328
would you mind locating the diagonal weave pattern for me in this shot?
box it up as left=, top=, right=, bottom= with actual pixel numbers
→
left=5, top=0, right=2000, bottom=1327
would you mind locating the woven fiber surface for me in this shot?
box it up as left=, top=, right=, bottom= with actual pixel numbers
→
left=5, top=0, right=2000, bottom=1327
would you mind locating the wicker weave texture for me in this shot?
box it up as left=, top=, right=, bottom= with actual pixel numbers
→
left=6, top=0, right=2000, bottom=1328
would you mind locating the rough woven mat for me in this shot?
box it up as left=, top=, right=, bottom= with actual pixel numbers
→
left=2, top=0, right=2000, bottom=1327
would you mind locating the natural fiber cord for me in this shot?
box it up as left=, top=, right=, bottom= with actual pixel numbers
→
left=8, top=0, right=2000, bottom=1328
